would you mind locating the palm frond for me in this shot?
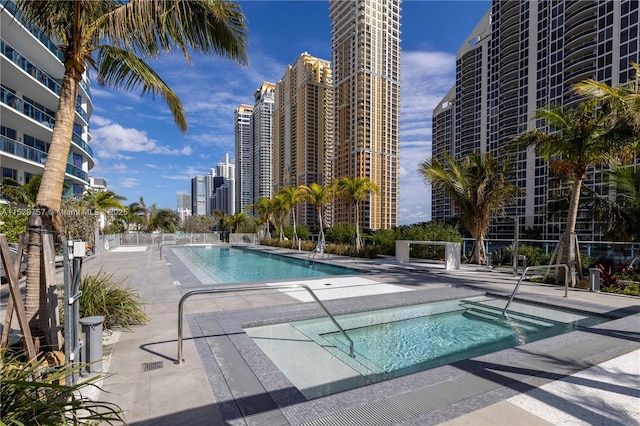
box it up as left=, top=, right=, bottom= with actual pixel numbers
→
left=98, top=0, right=248, bottom=65
left=95, top=45, right=187, bottom=132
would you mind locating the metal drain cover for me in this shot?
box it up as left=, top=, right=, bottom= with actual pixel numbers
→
left=142, top=361, right=163, bottom=372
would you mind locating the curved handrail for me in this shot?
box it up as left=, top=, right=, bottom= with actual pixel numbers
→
left=158, top=241, right=179, bottom=259
left=502, top=263, right=570, bottom=317
left=177, top=283, right=355, bottom=364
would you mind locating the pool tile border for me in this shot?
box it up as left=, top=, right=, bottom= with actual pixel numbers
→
left=185, top=284, right=640, bottom=425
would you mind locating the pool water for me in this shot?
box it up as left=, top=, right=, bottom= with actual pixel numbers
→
left=173, top=245, right=358, bottom=284
left=245, top=296, right=609, bottom=398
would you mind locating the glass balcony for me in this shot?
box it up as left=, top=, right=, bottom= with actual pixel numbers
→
left=1, top=87, right=93, bottom=157
left=0, top=135, right=89, bottom=182
left=1, top=39, right=88, bottom=121
left=0, top=134, right=47, bottom=164
left=0, top=0, right=65, bottom=62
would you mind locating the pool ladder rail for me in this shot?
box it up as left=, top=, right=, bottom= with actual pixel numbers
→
left=502, top=263, right=570, bottom=318
left=308, top=242, right=327, bottom=265
left=176, top=283, right=355, bottom=364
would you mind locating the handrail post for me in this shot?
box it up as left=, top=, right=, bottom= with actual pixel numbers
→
left=503, top=263, right=570, bottom=317
left=176, top=284, right=354, bottom=364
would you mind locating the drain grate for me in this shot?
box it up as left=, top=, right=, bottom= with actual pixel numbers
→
left=142, top=361, right=164, bottom=372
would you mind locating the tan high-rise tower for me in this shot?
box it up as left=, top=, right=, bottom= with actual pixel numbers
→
left=329, top=0, right=401, bottom=230
left=274, top=52, right=334, bottom=231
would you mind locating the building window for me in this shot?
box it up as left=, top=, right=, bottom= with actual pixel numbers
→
left=2, top=167, right=17, bottom=180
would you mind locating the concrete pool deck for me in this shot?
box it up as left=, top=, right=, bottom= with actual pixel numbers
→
left=9, top=243, right=637, bottom=425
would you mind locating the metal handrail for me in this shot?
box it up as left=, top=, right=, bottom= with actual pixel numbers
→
left=502, top=263, right=570, bottom=317
left=176, top=283, right=355, bottom=364
left=158, top=241, right=179, bottom=259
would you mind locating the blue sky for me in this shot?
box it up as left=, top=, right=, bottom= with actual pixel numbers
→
left=87, top=0, right=491, bottom=225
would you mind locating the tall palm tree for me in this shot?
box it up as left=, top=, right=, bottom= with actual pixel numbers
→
left=510, top=98, right=636, bottom=280
left=278, top=186, right=306, bottom=248
left=271, top=193, right=288, bottom=241
left=301, top=182, right=336, bottom=250
left=419, top=152, right=520, bottom=264
left=248, top=198, right=275, bottom=240
left=335, top=177, right=379, bottom=253
left=15, top=0, right=247, bottom=348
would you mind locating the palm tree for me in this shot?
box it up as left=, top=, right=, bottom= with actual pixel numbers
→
left=137, top=196, right=150, bottom=232
left=0, top=176, right=40, bottom=207
left=574, top=63, right=640, bottom=137
left=419, top=152, right=520, bottom=265
left=149, top=209, right=180, bottom=233
left=248, top=198, right=275, bottom=240
left=15, top=0, right=247, bottom=348
left=335, top=177, right=379, bottom=253
left=587, top=164, right=640, bottom=244
left=124, top=202, right=145, bottom=233
left=510, top=98, right=636, bottom=281
left=271, top=193, right=289, bottom=241
left=301, top=182, right=336, bottom=251
left=278, top=186, right=306, bottom=248
left=226, top=211, right=254, bottom=234
left=82, top=189, right=126, bottom=229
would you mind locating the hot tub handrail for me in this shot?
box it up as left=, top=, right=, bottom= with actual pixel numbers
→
left=502, top=263, right=570, bottom=317
left=177, top=284, right=355, bottom=364
left=159, top=241, right=180, bottom=259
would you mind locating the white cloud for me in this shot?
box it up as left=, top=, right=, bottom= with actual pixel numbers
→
left=117, top=177, right=140, bottom=189
left=91, top=118, right=192, bottom=158
left=397, top=50, right=456, bottom=224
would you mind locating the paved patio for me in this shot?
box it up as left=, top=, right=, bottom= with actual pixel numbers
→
left=4, top=243, right=638, bottom=425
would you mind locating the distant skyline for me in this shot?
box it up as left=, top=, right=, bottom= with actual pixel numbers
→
left=87, top=0, right=491, bottom=224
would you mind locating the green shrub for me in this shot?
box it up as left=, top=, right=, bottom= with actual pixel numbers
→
left=602, top=282, right=640, bottom=296
left=325, top=224, right=355, bottom=244
left=356, top=245, right=382, bottom=259
left=0, top=205, right=28, bottom=243
left=1, top=348, right=124, bottom=425
left=79, top=270, right=149, bottom=330
left=517, top=245, right=551, bottom=266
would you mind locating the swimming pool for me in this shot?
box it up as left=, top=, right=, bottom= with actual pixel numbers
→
left=245, top=296, right=609, bottom=398
left=172, top=245, right=358, bottom=284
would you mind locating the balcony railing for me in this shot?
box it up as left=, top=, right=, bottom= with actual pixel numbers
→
left=0, top=135, right=89, bottom=182
left=1, top=38, right=88, bottom=121
left=0, top=134, right=46, bottom=164
left=1, top=88, right=93, bottom=157
left=0, top=0, right=65, bottom=62
left=1, top=85, right=55, bottom=128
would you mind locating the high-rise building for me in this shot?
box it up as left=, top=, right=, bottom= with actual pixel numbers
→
left=211, top=153, right=235, bottom=215
left=432, top=1, right=639, bottom=241
left=191, top=175, right=207, bottom=216
left=176, top=191, right=191, bottom=223
left=329, top=0, right=402, bottom=230
left=234, top=104, right=253, bottom=214
left=251, top=82, right=276, bottom=206
left=274, top=52, right=334, bottom=231
left=1, top=1, right=94, bottom=201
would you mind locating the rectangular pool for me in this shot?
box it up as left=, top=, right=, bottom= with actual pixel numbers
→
left=245, top=296, right=610, bottom=398
left=173, top=245, right=359, bottom=284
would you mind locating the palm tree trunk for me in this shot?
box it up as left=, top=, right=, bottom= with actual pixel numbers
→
left=291, top=209, right=298, bottom=249
left=25, top=67, right=80, bottom=348
left=354, top=202, right=361, bottom=252
left=556, top=178, right=583, bottom=284
left=317, top=209, right=325, bottom=249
